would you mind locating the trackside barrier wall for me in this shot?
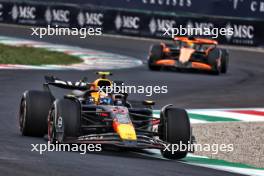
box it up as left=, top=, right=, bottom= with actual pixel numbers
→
left=0, top=0, right=263, bottom=46
left=10, top=0, right=264, bottom=20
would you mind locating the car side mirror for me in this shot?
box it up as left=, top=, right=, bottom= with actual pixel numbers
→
left=143, top=100, right=155, bottom=106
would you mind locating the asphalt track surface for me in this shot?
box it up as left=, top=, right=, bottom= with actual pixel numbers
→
left=0, top=24, right=263, bottom=176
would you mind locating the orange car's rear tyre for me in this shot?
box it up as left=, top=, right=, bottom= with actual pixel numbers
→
left=221, top=49, right=229, bottom=74
left=208, top=48, right=222, bottom=75
left=148, top=44, right=163, bottom=71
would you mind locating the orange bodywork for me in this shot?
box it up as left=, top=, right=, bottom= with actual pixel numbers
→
left=153, top=37, right=217, bottom=71
left=174, top=37, right=218, bottom=45
left=156, top=59, right=176, bottom=66
left=179, top=48, right=195, bottom=63
left=161, top=42, right=171, bottom=53
left=112, top=119, right=137, bottom=141
left=191, top=62, right=212, bottom=70
left=155, top=60, right=212, bottom=71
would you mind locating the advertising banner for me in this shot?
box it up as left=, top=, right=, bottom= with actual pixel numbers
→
left=0, top=0, right=263, bottom=46
left=23, top=0, right=264, bottom=19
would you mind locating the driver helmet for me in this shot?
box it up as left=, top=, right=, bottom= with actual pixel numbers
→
left=186, top=41, right=195, bottom=48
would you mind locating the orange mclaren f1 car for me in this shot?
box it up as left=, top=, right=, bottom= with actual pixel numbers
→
left=148, top=36, right=229, bottom=75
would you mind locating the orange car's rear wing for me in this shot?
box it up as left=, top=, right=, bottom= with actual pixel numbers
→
left=174, top=37, right=218, bottom=45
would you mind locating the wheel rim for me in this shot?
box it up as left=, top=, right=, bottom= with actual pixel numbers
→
left=48, top=110, right=55, bottom=142
left=19, top=100, right=27, bottom=133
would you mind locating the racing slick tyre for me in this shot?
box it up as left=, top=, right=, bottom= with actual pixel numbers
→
left=148, top=44, right=163, bottom=71
left=208, top=48, right=222, bottom=75
left=159, top=107, right=191, bottom=159
left=19, top=90, right=54, bottom=137
left=220, top=49, right=229, bottom=74
left=49, top=99, right=81, bottom=143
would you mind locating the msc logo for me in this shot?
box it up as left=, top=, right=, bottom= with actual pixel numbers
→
left=11, top=5, right=36, bottom=20
left=149, top=18, right=176, bottom=34
left=115, top=15, right=140, bottom=30
left=233, top=24, right=254, bottom=39
left=0, top=4, right=3, bottom=17
left=225, top=23, right=254, bottom=41
left=45, top=8, right=70, bottom=23
left=186, top=21, right=214, bottom=29
left=78, top=12, right=104, bottom=27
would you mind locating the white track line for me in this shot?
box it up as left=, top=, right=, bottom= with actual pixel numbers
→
left=189, top=110, right=264, bottom=122
left=190, top=163, right=264, bottom=176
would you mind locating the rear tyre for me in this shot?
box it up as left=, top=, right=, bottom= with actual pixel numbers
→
left=19, top=91, right=54, bottom=137
left=49, top=99, right=81, bottom=143
left=220, top=49, right=229, bottom=74
left=148, top=44, right=163, bottom=71
left=208, top=48, right=221, bottom=75
left=159, top=107, right=191, bottom=159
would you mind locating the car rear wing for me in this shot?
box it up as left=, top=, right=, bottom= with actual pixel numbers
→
left=43, top=75, right=91, bottom=91
left=174, top=36, right=218, bottom=45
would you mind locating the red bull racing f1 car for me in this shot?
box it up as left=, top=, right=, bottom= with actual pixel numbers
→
left=148, top=37, right=229, bottom=75
left=19, top=72, right=194, bottom=159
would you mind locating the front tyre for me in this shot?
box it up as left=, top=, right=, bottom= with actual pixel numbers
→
left=19, top=91, right=54, bottom=137
left=159, top=107, right=191, bottom=159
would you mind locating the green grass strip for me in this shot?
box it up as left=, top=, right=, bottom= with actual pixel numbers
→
left=188, top=113, right=240, bottom=122
left=152, top=110, right=240, bottom=122
left=0, top=44, right=82, bottom=65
